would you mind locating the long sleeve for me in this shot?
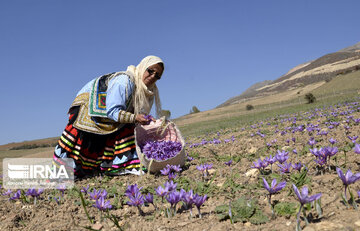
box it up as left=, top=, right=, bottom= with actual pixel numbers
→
left=106, top=74, right=136, bottom=123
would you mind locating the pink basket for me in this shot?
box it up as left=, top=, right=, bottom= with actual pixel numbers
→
left=135, top=120, right=185, bottom=173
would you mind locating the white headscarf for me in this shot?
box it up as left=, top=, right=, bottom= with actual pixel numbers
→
left=125, top=55, right=164, bottom=117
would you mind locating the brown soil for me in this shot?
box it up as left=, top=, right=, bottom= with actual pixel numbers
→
left=1, top=102, right=360, bottom=231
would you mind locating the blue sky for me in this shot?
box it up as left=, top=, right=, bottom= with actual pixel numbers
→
left=1, top=0, right=359, bottom=145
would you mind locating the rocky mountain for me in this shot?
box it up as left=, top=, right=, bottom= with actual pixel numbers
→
left=218, top=42, right=360, bottom=107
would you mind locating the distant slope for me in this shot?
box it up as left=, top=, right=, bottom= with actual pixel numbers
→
left=0, top=137, right=59, bottom=151
left=217, top=41, right=360, bottom=108
left=217, top=80, right=272, bottom=107
left=338, top=41, right=360, bottom=52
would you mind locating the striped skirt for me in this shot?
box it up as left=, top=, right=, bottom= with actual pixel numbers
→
left=53, top=106, right=141, bottom=178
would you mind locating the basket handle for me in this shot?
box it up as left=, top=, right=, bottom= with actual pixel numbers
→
left=147, top=159, right=154, bottom=176
left=156, top=116, right=174, bottom=136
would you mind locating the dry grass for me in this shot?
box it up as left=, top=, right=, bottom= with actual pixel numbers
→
left=0, top=147, right=54, bottom=174
left=175, top=70, right=360, bottom=137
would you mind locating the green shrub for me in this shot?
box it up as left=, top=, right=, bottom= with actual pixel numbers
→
left=246, top=104, right=254, bottom=110
left=274, top=202, right=298, bottom=218
left=215, top=197, right=268, bottom=224
left=304, top=93, right=316, bottom=104
left=190, top=106, right=200, bottom=114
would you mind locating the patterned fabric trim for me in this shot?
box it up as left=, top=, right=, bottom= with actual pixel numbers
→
left=89, top=73, right=116, bottom=117
left=118, top=110, right=136, bottom=123
left=70, top=93, right=123, bottom=135
left=70, top=93, right=88, bottom=109
left=54, top=110, right=141, bottom=178
left=88, top=72, right=133, bottom=118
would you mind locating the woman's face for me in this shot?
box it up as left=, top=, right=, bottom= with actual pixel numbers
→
left=142, top=63, right=164, bottom=87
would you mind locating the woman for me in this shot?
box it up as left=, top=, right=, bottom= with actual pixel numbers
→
left=54, top=55, right=164, bottom=178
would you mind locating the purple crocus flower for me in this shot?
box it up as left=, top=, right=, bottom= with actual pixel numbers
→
left=186, top=154, right=194, bottom=162
left=310, top=147, right=321, bottom=157
left=308, top=137, right=317, bottom=147
left=168, top=172, right=177, bottom=180
left=347, top=135, right=358, bottom=143
left=143, top=114, right=154, bottom=125
left=25, top=188, right=44, bottom=198
left=329, top=138, right=337, bottom=145
left=293, top=184, right=322, bottom=205
left=197, top=163, right=213, bottom=177
left=353, top=143, right=360, bottom=154
left=25, top=188, right=43, bottom=204
left=251, top=159, right=268, bottom=170
left=170, top=164, right=182, bottom=172
left=144, top=192, right=156, bottom=210
left=3, top=189, right=12, bottom=196
left=262, top=178, right=286, bottom=195
left=181, top=189, right=195, bottom=211
left=9, top=190, right=21, bottom=201
left=142, top=140, right=182, bottom=161
left=89, top=188, right=103, bottom=200
left=224, top=160, right=233, bottom=166
left=56, top=184, right=66, bottom=196
left=327, top=146, right=338, bottom=158
left=275, top=150, right=289, bottom=164
left=81, top=185, right=90, bottom=195
left=161, top=164, right=182, bottom=176
left=336, top=167, right=360, bottom=201
left=155, top=185, right=168, bottom=199
left=319, top=130, right=328, bottom=136
left=126, top=191, right=144, bottom=210
left=277, top=162, right=292, bottom=174
left=264, top=155, right=276, bottom=165
left=125, top=184, right=142, bottom=198
left=263, top=178, right=286, bottom=216
left=166, top=191, right=182, bottom=212
left=164, top=181, right=177, bottom=192
left=160, top=167, right=171, bottom=176
left=144, top=193, right=153, bottom=204
left=193, top=194, right=207, bottom=218
left=100, top=189, right=108, bottom=199
left=93, top=196, right=112, bottom=211
left=292, top=162, right=302, bottom=172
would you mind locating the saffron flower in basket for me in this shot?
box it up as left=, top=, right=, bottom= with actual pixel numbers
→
left=142, top=140, right=182, bottom=161
left=143, top=114, right=154, bottom=125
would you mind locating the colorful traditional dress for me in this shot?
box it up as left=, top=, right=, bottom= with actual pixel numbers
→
left=53, top=72, right=142, bottom=178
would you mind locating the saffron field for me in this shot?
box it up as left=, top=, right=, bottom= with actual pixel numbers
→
left=1, top=98, right=360, bottom=230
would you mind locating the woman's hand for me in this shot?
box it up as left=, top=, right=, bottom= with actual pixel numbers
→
left=135, top=114, right=156, bottom=125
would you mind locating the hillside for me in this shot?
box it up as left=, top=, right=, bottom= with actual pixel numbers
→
left=174, top=69, right=360, bottom=137
left=219, top=41, right=360, bottom=107
left=0, top=137, right=59, bottom=151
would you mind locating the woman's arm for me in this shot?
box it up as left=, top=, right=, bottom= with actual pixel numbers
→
left=106, top=74, right=136, bottom=123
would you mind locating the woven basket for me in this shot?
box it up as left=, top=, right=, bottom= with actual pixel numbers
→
left=135, top=119, right=185, bottom=173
